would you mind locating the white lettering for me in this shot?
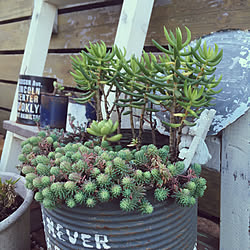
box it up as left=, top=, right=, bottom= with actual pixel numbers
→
left=66, top=229, right=78, bottom=245
left=56, top=224, right=65, bottom=241
left=95, top=234, right=111, bottom=249
left=81, top=234, right=93, bottom=248
left=33, top=80, right=41, bottom=87
left=46, top=237, right=52, bottom=250
left=32, top=114, right=40, bottom=120
left=25, top=103, right=30, bottom=112
left=19, top=79, right=31, bottom=86
left=34, top=104, right=40, bottom=113
left=43, top=216, right=111, bottom=249
left=34, top=95, right=39, bottom=103
left=30, top=104, right=35, bottom=113
left=46, top=217, right=56, bottom=238
left=36, top=87, right=40, bottom=95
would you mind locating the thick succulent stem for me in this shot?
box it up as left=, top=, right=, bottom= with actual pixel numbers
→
left=96, top=68, right=103, bottom=121
left=169, top=108, right=176, bottom=161
left=149, top=102, right=156, bottom=145
left=137, top=83, right=149, bottom=149
left=95, top=88, right=103, bottom=121
left=129, top=106, right=136, bottom=140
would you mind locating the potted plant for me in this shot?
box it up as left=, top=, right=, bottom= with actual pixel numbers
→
left=0, top=172, right=33, bottom=250
left=40, top=81, right=69, bottom=129
left=18, top=26, right=222, bottom=249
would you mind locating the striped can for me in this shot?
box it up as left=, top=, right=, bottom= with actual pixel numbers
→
left=41, top=196, right=197, bottom=250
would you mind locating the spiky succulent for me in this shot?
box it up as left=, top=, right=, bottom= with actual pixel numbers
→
left=84, top=181, right=97, bottom=194
left=113, top=157, right=131, bottom=177
left=120, top=198, right=137, bottom=212
left=19, top=130, right=207, bottom=214
left=111, top=184, right=122, bottom=198
left=86, top=197, right=96, bottom=208
left=139, top=200, right=154, bottom=214
left=74, top=191, right=85, bottom=204
left=66, top=198, right=76, bottom=208
left=154, top=188, right=169, bottom=202
left=98, top=189, right=110, bottom=202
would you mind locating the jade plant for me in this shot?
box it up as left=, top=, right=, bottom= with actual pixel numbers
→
left=18, top=26, right=222, bottom=214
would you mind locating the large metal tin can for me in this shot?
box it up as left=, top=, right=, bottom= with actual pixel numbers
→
left=41, top=196, right=197, bottom=250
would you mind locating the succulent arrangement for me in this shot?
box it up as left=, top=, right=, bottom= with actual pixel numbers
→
left=18, top=26, right=222, bottom=214
left=18, top=124, right=205, bottom=214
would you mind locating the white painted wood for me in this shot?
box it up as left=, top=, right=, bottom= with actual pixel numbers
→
left=114, top=0, right=154, bottom=59
left=0, top=134, right=25, bottom=173
left=205, top=136, right=221, bottom=172
left=111, top=0, right=154, bottom=124
left=220, top=109, right=250, bottom=250
left=20, top=0, right=57, bottom=77
left=179, top=109, right=216, bottom=171
left=0, top=0, right=57, bottom=172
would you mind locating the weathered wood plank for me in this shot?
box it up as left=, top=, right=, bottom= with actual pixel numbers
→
left=0, top=134, right=4, bottom=158
left=198, top=167, right=220, bottom=218
left=0, top=110, right=10, bottom=135
left=3, top=120, right=39, bottom=138
left=0, top=82, right=17, bottom=109
left=0, top=55, right=23, bottom=82
left=0, top=54, right=75, bottom=86
left=205, top=136, right=221, bottom=172
left=0, top=5, right=121, bottom=51
left=220, top=110, right=249, bottom=249
left=147, top=0, right=250, bottom=45
left=1, top=0, right=250, bottom=51
left=50, top=5, right=122, bottom=49
left=0, top=0, right=32, bottom=22
left=0, top=20, right=30, bottom=51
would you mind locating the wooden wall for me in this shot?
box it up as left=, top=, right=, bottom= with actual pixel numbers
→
left=0, top=0, right=249, bottom=219
left=1, top=0, right=250, bottom=134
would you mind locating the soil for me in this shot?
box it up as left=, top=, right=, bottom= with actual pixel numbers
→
left=0, top=195, right=24, bottom=222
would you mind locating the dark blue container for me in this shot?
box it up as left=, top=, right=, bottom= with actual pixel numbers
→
left=40, top=94, right=68, bottom=129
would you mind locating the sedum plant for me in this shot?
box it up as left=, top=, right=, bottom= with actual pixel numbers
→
left=18, top=26, right=222, bottom=214
left=18, top=125, right=206, bottom=214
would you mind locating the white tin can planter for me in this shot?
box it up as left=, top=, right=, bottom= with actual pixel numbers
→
left=66, top=97, right=96, bottom=132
